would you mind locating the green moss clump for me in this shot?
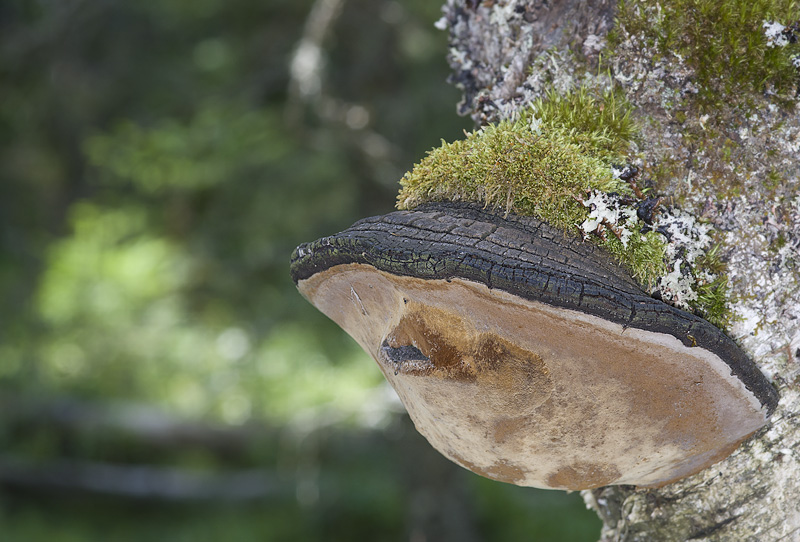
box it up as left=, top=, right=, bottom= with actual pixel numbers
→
left=694, top=275, right=732, bottom=329
left=398, top=87, right=639, bottom=217
left=693, top=243, right=733, bottom=329
left=397, top=86, right=667, bottom=287
left=613, top=0, right=800, bottom=106
left=397, top=119, right=614, bottom=230
left=530, top=86, right=638, bottom=162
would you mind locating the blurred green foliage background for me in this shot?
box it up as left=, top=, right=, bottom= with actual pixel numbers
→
left=0, top=0, right=601, bottom=539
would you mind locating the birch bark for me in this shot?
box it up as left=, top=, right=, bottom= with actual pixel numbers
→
left=435, top=1, right=800, bottom=540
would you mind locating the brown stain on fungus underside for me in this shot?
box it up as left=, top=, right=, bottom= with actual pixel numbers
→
left=451, top=453, right=527, bottom=485
left=384, top=306, right=553, bottom=412
left=547, top=462, right=622, bottom=490
left=491, top=416, right=529, bottom=445
left=386, top=310, right=467, bottom=379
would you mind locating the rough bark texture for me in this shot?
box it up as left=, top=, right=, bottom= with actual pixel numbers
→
left=436, top=0, right=800, bottom=540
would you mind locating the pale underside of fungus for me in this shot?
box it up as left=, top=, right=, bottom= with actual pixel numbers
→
left=290, top=203, right=778, bottom=490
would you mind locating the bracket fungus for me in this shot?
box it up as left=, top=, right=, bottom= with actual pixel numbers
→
left=290, top=202, right=778, bottom=490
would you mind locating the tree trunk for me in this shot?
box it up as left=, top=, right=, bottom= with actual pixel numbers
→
left=436, top=0, right=800, bottom=540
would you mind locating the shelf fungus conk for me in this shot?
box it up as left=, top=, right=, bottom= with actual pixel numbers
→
left=290, top=203, right=778, bottom=490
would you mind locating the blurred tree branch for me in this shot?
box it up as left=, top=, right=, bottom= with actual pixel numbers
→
left=0, top=456, right=284, bottom=501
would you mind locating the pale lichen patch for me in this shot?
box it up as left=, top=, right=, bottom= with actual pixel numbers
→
left=659, top=260, right=698, bottom=309
left=727, top=193, right=800, bottom=374
left=579, top=190, right=638, bottom=247
left=764, top=20, right=791, bottom=48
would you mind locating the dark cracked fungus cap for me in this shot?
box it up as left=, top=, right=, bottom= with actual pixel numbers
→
left=290, top=202, right=778, bottom=490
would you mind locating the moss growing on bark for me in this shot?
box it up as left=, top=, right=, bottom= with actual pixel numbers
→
left=397, top=86, right=638, bottom=217
left=613, top=0, right=800, bottom=106
left=530, top=86, right=638, bottom=161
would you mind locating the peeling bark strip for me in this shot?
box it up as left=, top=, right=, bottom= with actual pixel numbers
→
left=291, top=202, right=777, bottom=413
left=291, top=203, right=776, bottom=490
